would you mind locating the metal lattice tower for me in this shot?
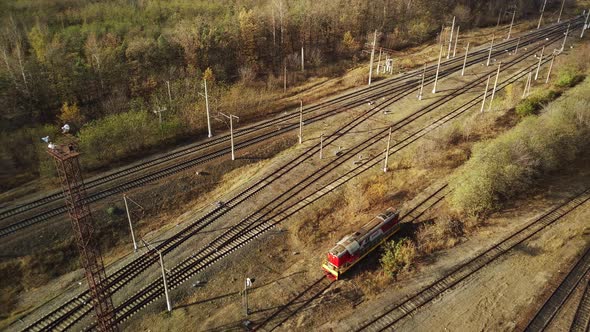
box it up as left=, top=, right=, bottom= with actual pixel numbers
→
left=47, top=145, right=117, bottom=332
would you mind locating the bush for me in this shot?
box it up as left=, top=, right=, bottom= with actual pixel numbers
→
left=380, top=238, right=416, bottom=278
left=556, top=67, right=583, bottom=88
left=417, top=217, right=463, bottom=254
left=449, top=80, right=590, bottom=216
left=515, top=90, right=559, bottom=117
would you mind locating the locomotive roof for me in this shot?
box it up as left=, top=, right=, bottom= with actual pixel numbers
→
left=329, top=209, right=398, bottom=256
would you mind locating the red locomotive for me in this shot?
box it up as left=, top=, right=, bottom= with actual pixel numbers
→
left=322, top=208, right=400, bottom=279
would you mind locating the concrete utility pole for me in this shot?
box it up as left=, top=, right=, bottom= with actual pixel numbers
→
left=153, top=106, right=167, bottom=130
left=123, top=194, right=141, bottom=252
left=558, top=0, right=566, bottom=23
left=452, top=26, right=460, bottom=58
left=481, top=74, right=491, bottom=113
left=546, top=53, right=556, bottom=84
left=368, top=30, right=377, bottom=86
left=319, top=133, right=324, bottom=159
left=203, top=79, right=212, bottom=138
left=418, top=63, right=426, bottom=100
left=581, top=10, right=590, bottom=38
left=301, top=47, right=304, bottom=71
left=219, top=112, right=239, bottom=160
left=462, top=42, right=470, bottom=76
left=432, top=45, right=443, bottom=94
left=298, top=100, right=303, bottom=144
left=523, top=70, right=533, bottom=98
left=538, top=0, right=548, bottom=29
left=383, top=127, right=392, bottom=173
left=507, top=10, right=516, bottom=40
left=447, top=16, right=455, bottom=59
left=488, top=63, right=502, bottom=112
left=142, top=239, right=172, bottom=312
left=514, top=37, right=521, bottom=55
left=486, top=35, right=495, bottom=66
left=166, top=80, right=172, bottom=104
left=535, top=46, right=545, bottom=80
left=377, top=48, right=383, bottom=74
left=561, top=24, right=570, bottom=52
left=497, top=8, right=503, bottom=27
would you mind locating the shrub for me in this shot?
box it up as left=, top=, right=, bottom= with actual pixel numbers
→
left=515, top=90, right=559, bottom=117
left=556, top=67, right=583, bottom=88
left=449, top=80, right=590, bottom=216
left=417, top=217, right=463, bottom=254
left=380, top=238, right=416, bottom=278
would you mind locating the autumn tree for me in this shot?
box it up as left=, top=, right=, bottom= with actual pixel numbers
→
left=59, top=102, right=84, bottom=128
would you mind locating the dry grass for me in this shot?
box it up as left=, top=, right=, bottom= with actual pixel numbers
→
left=416, top=215, right=464, bottom=255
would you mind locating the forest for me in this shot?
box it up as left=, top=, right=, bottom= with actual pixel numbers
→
left=0, top=0, right=562, bottom=189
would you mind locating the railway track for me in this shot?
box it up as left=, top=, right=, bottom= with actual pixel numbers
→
left=354, top=189, right=590, bottom=332
left=254, top=184, right=449, bottom=332
left=571, top=273, right=590, bottom=332
left=524, top=247, right=590, bottom=331
left=254, top=277, right=333, bottom=332
left=19, top=18, right=581, bottom=332
left=1, top=16, right=582, bottom=237
left=91, top=37, right=566, bottom=329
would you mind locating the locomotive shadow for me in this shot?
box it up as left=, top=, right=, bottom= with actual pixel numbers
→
left=343, top=221, right=420, bottom=279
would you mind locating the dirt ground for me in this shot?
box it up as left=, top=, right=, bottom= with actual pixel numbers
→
left=2, top=9, right=589, bottom=331
left=353, top=166, right=590, bottom=332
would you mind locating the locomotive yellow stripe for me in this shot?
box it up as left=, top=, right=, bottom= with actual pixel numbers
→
left=322, top=263, right=339, bottom=278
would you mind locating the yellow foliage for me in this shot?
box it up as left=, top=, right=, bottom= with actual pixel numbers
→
left=58, top=102, right=84, bottom=127
left=203, top=67, right=215, bottom=83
